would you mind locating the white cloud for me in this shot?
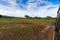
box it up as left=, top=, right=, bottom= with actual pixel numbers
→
left=0, top=0, right=59, bottom=17
left=38, top=5, right=59, bottom=17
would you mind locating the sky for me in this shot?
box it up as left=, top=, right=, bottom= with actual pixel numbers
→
left=0, top=0, right=60, bottom=17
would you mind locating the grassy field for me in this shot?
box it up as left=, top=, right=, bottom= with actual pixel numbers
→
left=0, top=18, right=55, bottom=40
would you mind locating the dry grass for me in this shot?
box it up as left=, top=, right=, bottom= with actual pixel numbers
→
left=0, top=18, right=55, bottom=40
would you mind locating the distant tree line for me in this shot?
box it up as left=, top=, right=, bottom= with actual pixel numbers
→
left=0, top=15, right=16, bottom=18
left=25, top=15, right=55, bottom=19
left=0, top=14, right=56, bottom=19
left=25, top=15, right=42, bottom=19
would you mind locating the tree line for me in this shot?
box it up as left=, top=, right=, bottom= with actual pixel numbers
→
left=0, top=15, right=55, bottom=19
left=25, top=15, right=55, bottom=19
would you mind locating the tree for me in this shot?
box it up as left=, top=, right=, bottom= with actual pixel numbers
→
left=46, top=16, right=52, bottom=19
left=25, top=15, right=30, bottom=18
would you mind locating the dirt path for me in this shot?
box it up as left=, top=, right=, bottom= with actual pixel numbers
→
left=39, top=24, right=54, bottom=40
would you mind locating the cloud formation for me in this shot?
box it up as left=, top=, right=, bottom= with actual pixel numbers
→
left=0, top=0, right=59, bottom=17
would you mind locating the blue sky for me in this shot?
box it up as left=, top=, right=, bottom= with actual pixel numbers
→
left=0, top=0, right=60, bottom=17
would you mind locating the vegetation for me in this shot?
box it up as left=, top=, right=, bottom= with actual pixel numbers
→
left=24, top=15, right=55, bottom=19
left=46, top=16, right=53, bottom=19
left=0, top=15, right=2, bottom=18
left=25, top=15, right=30, bottom=18
left=0, top=15, right=56, bottom=40
left=0, top=17, right=55, bottom=40
left=0, top=15, right=56, bottom=19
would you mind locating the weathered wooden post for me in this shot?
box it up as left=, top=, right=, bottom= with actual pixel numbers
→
left=55, top=6, right=60, bottom=40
